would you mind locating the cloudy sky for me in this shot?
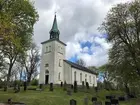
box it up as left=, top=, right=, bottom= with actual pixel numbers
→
left=33, top=0, right=132, bottom=67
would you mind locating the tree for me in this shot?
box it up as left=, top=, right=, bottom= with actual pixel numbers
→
left=76, top=58, right=86, bottom=67
left=0, top=0, right=38, bottom=90
left=10, top=62, right=23, bottom=82
left=98, top=64, right=114, bottom=90
left=100, top=0, right=140, bottom=76
left=22, top=42, right=40, bottom=85
left=108, top=45, right=140, bottom=95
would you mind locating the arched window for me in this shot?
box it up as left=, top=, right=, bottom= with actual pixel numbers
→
left=49, top=46, right=51, bottom=52
left=45, top=64, right=49, bottom=67
left=45, top=70, right=49, bottom=74
left=93, top=76, right=95, bottom=84
left=80, top=73, right=82, bottom=83
left=46, top=47, right=48, bottom=52
left=58, top=72, right=61, bottom=80
left=85, top=74, right=87, bottom=82
left=89, top=76, right=91, bottom=83
left=59, top=59, right=62, bottom=67
left=74, top=71, right=76, bottom=81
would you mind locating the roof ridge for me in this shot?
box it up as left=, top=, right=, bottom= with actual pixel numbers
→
left=64, top=60, right=98, bottom=75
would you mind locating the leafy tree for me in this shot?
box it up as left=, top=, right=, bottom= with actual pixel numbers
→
left=100, top=0, right=140, bottom=76
left=109, top=46, right=140, bottom=95
left=76, top=58, right=86, bottom=67
left=0, top=0, right=38, bottom=90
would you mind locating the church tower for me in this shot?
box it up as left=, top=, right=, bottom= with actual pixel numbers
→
left=39, top=14, right=66, bottom=85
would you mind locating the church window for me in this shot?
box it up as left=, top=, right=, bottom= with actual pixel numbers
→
left=45, top=70, right=49, bottom=74
left=58, top=46, right=60, bottom=52
left=74, top=71, right=76, bottom=81
left=89, top=76, right=91, bottom=83
left=58, top=72, right=61, bottom=80
left=46, top=47, right=48, bottom=52
left=80, top=73, right=82, bottom=83
left=45, top=64, right=49, bottom=67
left=93, top=76, right=95, bottom=84
left=85, top=74, right=87, bottom=82
left=59, top=59, right=62, bottom=67
left=49, top=46, right=51, bottom=52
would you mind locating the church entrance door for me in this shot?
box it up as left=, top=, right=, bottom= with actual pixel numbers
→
left=45, top=75, right=49, bottom=84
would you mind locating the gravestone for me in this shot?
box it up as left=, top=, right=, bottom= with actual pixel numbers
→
left=93, top=101, right=102, bottom=105
left=106, top=95, right=115, bottom=100
left=13, top=81, right=17, bottom=90
left=105, top=101, right=111, bottom=105
left=73, top=81, right=77, bottom=93
left=91, top=97, right=97, bottom=102
left=110, top=99, right=119, bottom=105
left=61, top=82, right=63, bottom=87
left=129, top=94, right=136, bottom=98
left=18, top=84, right=20, bottom=91
left=84, top=97, right=88, bottom=105
left=70, top=99, right=76, bottom=105
left=63, top=81, right=67, bottom=91
left=95, top=87, right=98, bottom=93
left=24, top=82, right=27, bottom=91
left=86, top=82, right=89, bottom=89
left=8, top=98, right=12, bottom=104
left=14, top=85, right=20, bottom=93
left=118, top=96, right=125, bottom=101
left=50, top=83, right=53, bottom=91
left=124, top=95, right=129, bottom=100
left=71, top=85, right=73, bottom=89
left=82, top=81, right=85, bottom=88
left=67, top=88, right=72, bottom=96
left=39, top=84, right=43, bottom=89
left=4, top=86, right=7, bottom=91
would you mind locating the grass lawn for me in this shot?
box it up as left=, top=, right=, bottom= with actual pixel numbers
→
left=0, top=86, right=139, bottom=105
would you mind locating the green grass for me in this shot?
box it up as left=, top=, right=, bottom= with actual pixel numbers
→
left=0, top=86, right=139, bottom=105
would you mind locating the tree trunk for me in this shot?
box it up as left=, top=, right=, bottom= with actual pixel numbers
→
left=6, top=63, right=13, bottom=91
left=124, top=83, right=130, bottom=96
left=27, top=73, right=32, bottom=85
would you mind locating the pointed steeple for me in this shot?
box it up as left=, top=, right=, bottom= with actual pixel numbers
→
left=49, top=14, right=60, bottom=40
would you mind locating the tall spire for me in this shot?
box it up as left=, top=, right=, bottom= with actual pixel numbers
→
left=49, top=14, right=60, bottom=40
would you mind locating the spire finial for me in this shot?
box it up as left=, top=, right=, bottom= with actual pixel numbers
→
left=55, top=11, right=57, bottom=17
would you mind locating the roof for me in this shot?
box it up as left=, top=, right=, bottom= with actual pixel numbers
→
left=49, top=14, right=60, bottom=35
left=64, top=60, right=98, bottom=75
left=41, top=39, right=67, bottom=46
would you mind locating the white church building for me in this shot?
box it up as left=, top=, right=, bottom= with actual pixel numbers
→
left=39, top=15, right=98, bottom=87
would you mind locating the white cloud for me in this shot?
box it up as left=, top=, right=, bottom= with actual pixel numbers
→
left=66, top=42, right=82, bottom=59
left=33, top=0, right=133, bottom=67
left=82, top=47, right=89, bottom=53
